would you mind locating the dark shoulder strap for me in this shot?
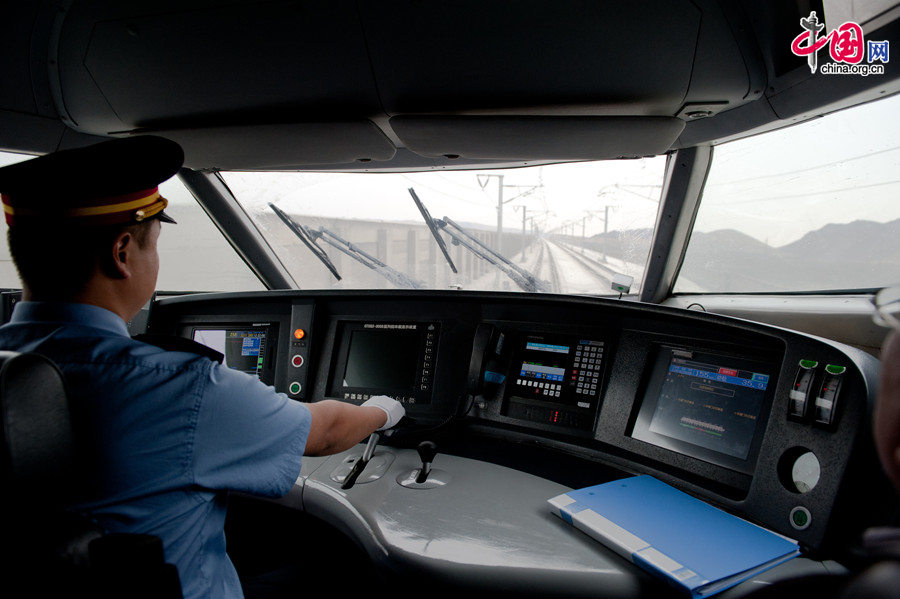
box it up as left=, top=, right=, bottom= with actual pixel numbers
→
left=131, top=334, right=224, bottom=364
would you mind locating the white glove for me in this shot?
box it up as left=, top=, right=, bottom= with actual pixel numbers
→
left=361, top=395, right=405, bottom=431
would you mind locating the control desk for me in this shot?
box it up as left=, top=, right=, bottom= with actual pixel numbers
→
left=148, top=290, right=890, bottom=597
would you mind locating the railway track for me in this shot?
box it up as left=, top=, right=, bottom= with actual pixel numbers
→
left=543, top=240, right=611, bottom=294
left=539, top=239, right=563, bottom=293
left=562, top=242, right=620, bottom=276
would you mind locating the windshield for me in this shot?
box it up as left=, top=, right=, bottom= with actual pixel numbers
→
left=676, top=93, right=900, bottom=294
left=223, top=157, right=666, bottom=294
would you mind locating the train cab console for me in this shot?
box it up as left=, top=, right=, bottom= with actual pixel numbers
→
left=147, top=290, right=892, bottom=597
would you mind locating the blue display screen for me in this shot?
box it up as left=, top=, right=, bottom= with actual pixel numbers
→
left=648, top=355, right=769, bottom=461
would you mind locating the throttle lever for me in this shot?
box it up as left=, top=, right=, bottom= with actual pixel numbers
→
left=341, top=432, right=380, bottom=490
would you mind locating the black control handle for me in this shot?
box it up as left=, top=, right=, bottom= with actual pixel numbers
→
left=417, top=440, right=437, bottom=464
left=415, top=441, right=437, bottom=484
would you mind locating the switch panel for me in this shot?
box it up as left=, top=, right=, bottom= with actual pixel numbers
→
left=789, top=359, right=818, bottom=420
left=814, top=364, right=845, bottom=426
left=285, top=301, right=314, bottom=400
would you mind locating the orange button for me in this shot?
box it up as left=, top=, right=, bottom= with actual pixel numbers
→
left=293, top=328, right=306, bottom=340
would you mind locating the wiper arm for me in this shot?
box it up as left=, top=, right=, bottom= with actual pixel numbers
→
left=437, top=221, right=528, bottom=290
left=408, top=187, right=457, bottom=274
left=439, top=217, right=549, bottom=293
left=269, top=203, right=342, bottom=281
left=316, top=226, right=426, bottom=290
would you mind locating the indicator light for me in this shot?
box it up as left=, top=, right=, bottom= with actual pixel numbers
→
left=790, top=506, right=811, bottom=530
left=293, top=328, right=306, bottom=340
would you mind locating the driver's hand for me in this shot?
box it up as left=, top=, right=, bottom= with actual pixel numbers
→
left=361, top=395, right=406, bottom=430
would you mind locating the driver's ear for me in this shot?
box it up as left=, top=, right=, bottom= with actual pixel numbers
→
left=104, top=230, right=134, bottom=279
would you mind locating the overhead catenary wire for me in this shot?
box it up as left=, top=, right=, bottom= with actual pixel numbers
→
left=709, top=177, right=900, bottom=206
left=399, top=175, right=487, bottom=207
left=708, top=145, right=900, bottom=187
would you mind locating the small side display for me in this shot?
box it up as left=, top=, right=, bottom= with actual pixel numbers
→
left=329, top=322, right=439, bottom=405
left=504, top=333, right=607, bottom=431
left=191, top=326, right=273, bottom=383
left=631, top=347, right=775, bottom=473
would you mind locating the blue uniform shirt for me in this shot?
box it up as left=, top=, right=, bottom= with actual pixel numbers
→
left=0, top=302, right=312, bottom=599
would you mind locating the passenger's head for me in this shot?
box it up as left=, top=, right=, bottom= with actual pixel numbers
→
left=873, top=288, right=900, bottom=491
left=875, top=331, right=900, bottom=491
left=0, top=136, right=182, bottom=313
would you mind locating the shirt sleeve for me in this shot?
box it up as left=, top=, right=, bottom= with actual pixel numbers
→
left=191, top=361, right=312, bottom=496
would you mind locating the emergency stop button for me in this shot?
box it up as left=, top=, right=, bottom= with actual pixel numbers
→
left=291, top=354, right=304, bottom=367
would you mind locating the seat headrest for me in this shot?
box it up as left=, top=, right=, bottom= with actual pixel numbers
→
left=0, top=351, right=74, bottom=491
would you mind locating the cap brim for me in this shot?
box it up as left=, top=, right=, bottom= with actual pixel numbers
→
left=156, top=210, right=177, bottom=224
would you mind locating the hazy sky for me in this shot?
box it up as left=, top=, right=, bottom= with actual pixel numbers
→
left=697, top=92, right=900, bottom=246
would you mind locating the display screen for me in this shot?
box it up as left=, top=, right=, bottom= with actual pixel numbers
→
left=651, top=354, right=768, bottom=459
left=329, top=321, right=439, bottom=404
left=193, top=328, right=268, bottom=380
left=632, top=348, right=774, bottom=471
left=504, top=333, right=607, bottom=431
left=513, top=336, right=604, bottom=406
left=342, top=328, right=420, bottom=390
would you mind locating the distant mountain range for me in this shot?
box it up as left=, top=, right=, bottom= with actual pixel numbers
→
left=585, top=218, right=900, bottom=292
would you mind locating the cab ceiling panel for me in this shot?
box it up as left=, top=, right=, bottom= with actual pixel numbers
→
left=358, top=0, right=753, bottom=117
left=56, top=0, right=382, bottom=132
left=389, top=116, right=685, bottom=160
left=154, top=123, right=396, bottom=170
left=1, top=3, right=41, bottom=116
left=44, top=0, right=767, bottom=167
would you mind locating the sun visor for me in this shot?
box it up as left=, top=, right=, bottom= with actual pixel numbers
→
left=390, top=116, right=685, bottom=160
left=139, top=123, right=397, bottom=170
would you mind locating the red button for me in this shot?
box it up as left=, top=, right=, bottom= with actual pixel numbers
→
left=291, top=355, right=304, bottom=367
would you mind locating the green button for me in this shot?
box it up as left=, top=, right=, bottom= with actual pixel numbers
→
left=825, top=364, right=846, bottom=375
left=289, top=382, right=302, bottom=395
left=791, top=507, right=810, bottom=529
left=799, top=359, right=818, bottom=369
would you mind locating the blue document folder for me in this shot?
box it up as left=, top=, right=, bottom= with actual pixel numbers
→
left=548, top=475, right=800, bottom=597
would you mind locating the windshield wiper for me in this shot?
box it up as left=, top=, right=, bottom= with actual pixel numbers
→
left=268, top=203, right=342, bottom=281
left=438, top=217, right=549, bottom=293
left=408, top=187, right=458, bottom=274
left=316, top=226, right=426, bottom=290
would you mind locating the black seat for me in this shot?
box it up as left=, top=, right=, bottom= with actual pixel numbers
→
left=0, top=351, right=182, bottom=598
